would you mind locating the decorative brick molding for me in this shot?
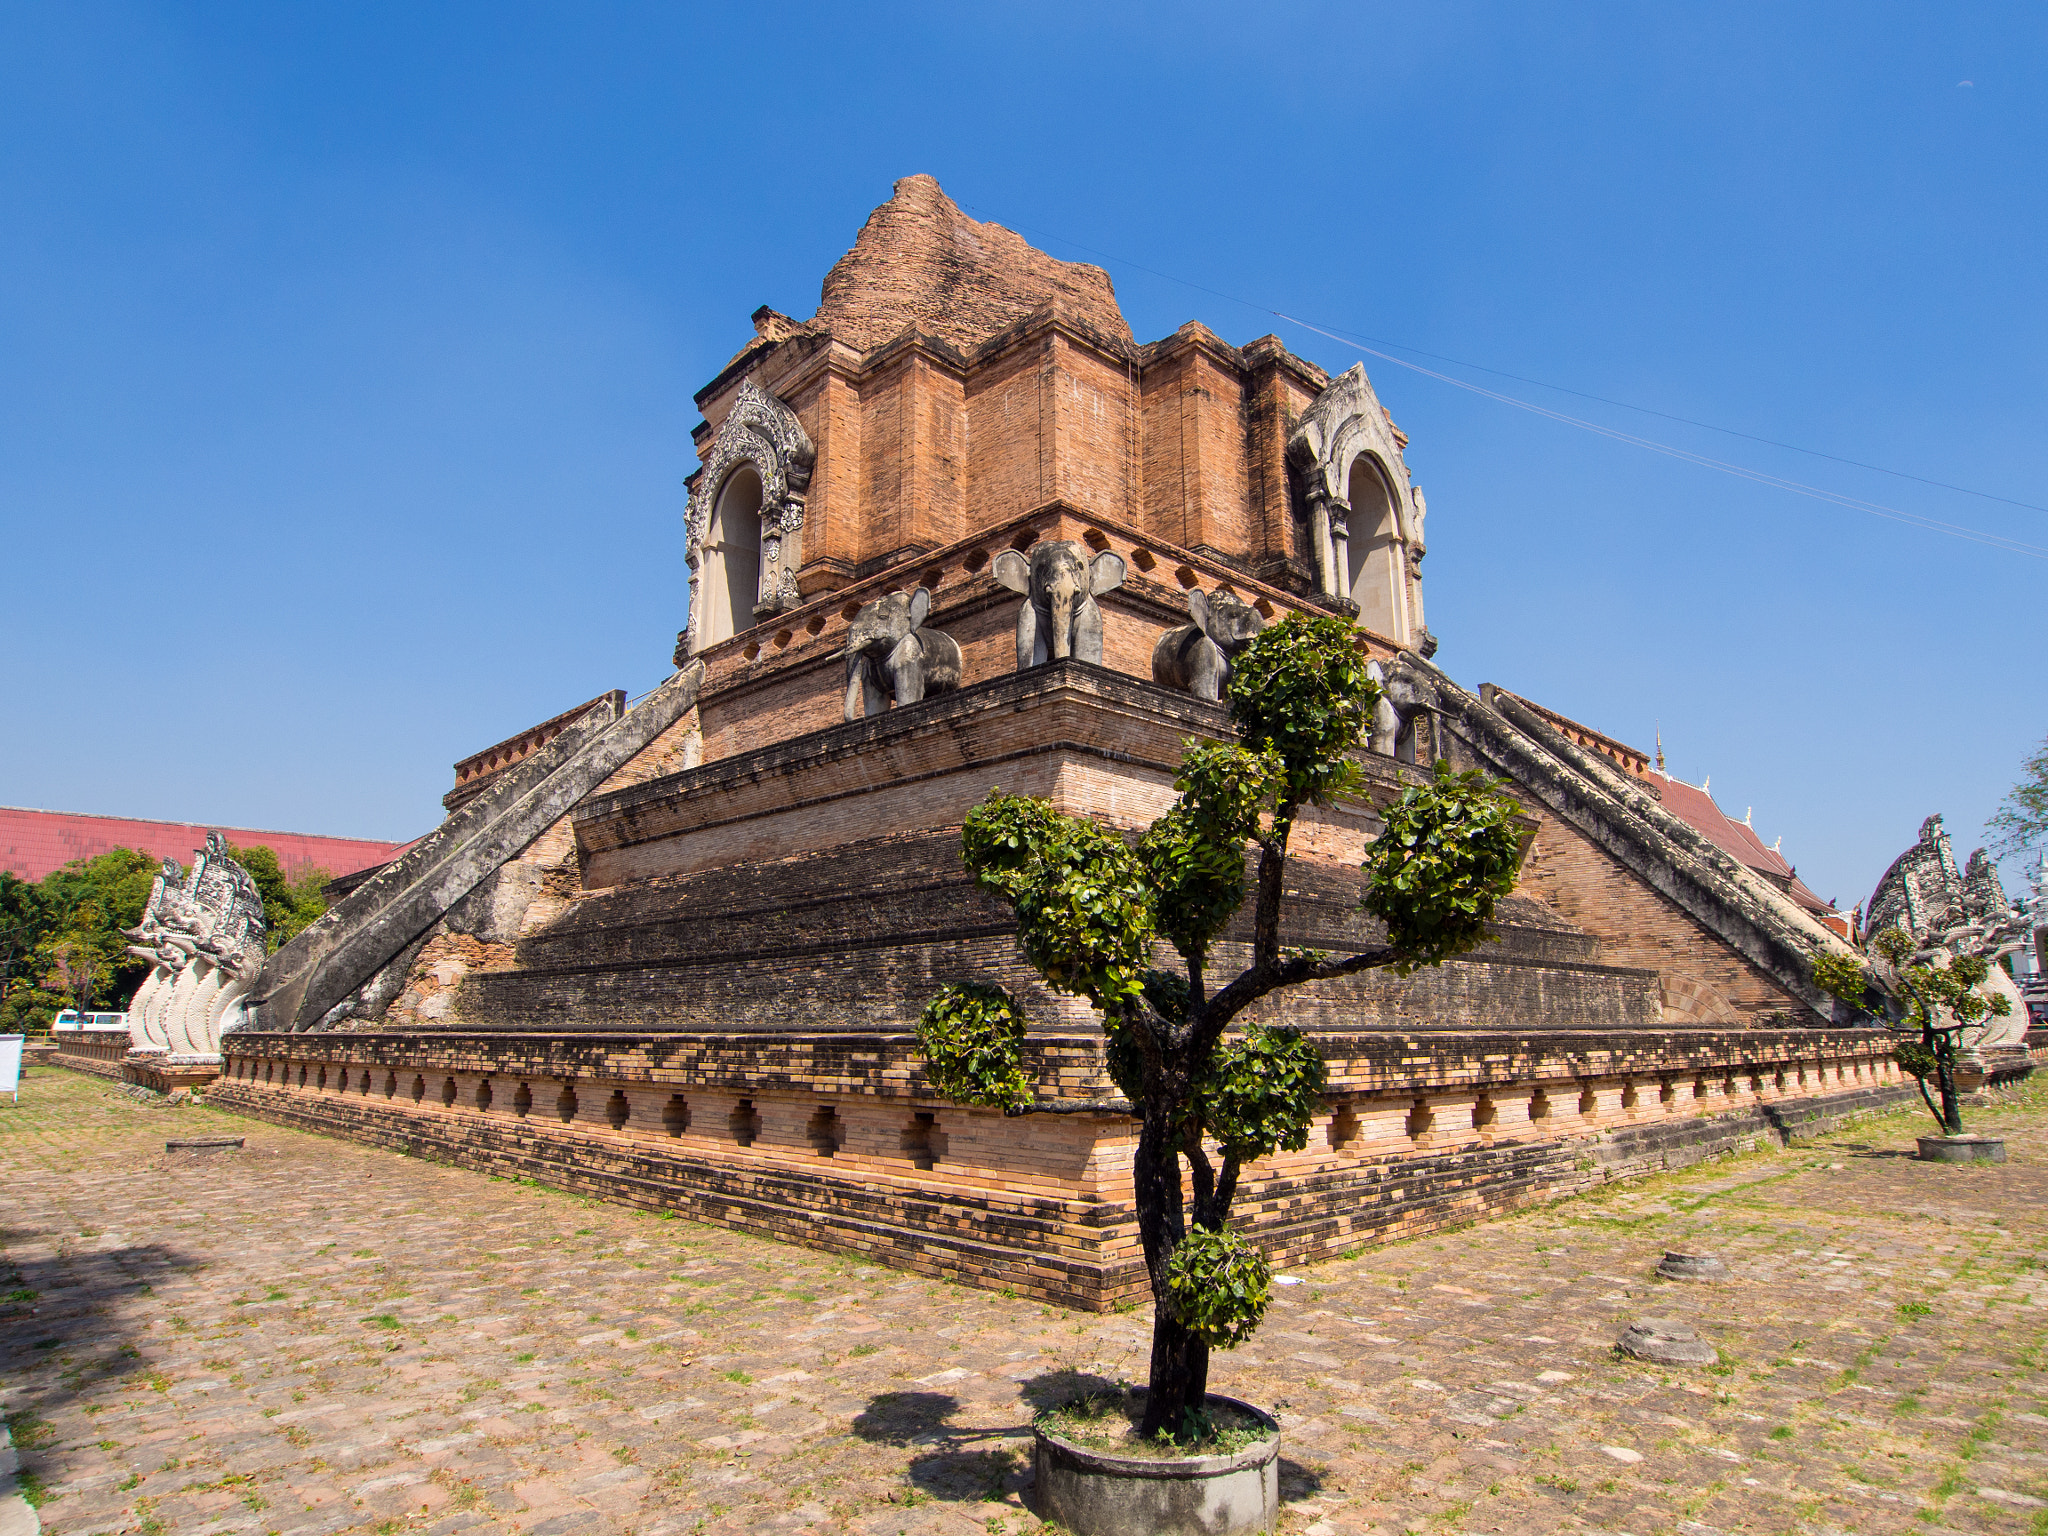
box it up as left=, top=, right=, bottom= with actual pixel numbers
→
left=446, top=691, right=627, bottom=813
left=209, top=1026, right=1912, bottom=1309
left=52, top=1032, right=128, bottom=1079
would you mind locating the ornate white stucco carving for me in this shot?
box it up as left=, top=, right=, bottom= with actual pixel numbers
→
left=1865, top=814, right=2032, bottom=1057
left=121, top=831, right=267, bottom=1063
left=1286, top=364, right=1429, bottom=649
left=682, top=378, right=817, bottom=655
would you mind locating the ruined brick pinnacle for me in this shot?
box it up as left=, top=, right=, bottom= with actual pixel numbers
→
left=806, top=173, right=1133, bottom=357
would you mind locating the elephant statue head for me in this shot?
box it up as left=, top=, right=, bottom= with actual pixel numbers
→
left=1368, top=656, right=1438, bottom=762
left=991, top=541, right=1127, bottom=669
left=1151, top=588, right=1267, bottom=702
left=843, top=586, right=964, bottom=721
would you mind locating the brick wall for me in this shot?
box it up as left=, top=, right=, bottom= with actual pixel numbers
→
left=207, top=1026, right=1913, bottom=1309
left=1517, top=810, right=1808, bottom=1024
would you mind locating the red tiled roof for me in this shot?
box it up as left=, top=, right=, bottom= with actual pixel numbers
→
left=1492, top=681, right=1846, bottom=928
left=0, top=806, right=416, bottom=884
left=1649, top=778, right=1834, bottom=916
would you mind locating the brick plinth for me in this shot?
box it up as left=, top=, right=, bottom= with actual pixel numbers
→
left=209, top=1027, right=1911, bottom=1309
left=51, top=1032, right=131, bottom=1079
left=123, top=1055, right=223, bottom=1094
left=50, top=1035, right=223, bottom=1093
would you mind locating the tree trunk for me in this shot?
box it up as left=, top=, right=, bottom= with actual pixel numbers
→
left=1132, top=1074, right=1209, bottom=1439
left=1141, top=1309, right=1211, bottom=1439
left=1935, top=1037, right=1963, bottom=1136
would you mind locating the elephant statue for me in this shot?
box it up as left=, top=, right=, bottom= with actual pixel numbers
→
left=842, top=587, right=963, bottom=721
left=991, top=541, right=1127, bottom=669
left=1151, top=588, right=1266, bottom=702
left=1368, top=657, right=1437, bottom=762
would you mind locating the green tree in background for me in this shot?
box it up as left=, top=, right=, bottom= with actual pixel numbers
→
left=227, top=844, right=331, bottom=951
left=1812, top=928, right=2014, bottom=1136
left=0, top=843, right=330, bottom=1032
left=0, top=849, right=157, bottom=1031
left=0, top=871, right=50, bottom=1031
left=1987, top=733, right=2048, bottom=860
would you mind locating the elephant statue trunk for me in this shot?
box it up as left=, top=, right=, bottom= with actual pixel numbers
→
left=842, top=587, right=963, bottom=721
left=1044, top=560, right=1084, bottom=660
left=991, top=541, right=1127, bottom=669
left=1151, top=588, right=1266, bottom=702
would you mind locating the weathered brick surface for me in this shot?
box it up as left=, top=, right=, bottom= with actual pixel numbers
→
left=682, top=504, right=1357, bottom=770
left=1141, top=327, right=1257, bottom=558
left=1519, top=805, right=1810, bottom=1023
left=808, top=174, right=1131, bottom=358
left=687, top=175, right=1337, bottom=667
left=203, top=1027, right=1912, bottom=1310
left=51, top=1032, right=127, bottom=1077
left=454, top=821, right=1652, bottom=1038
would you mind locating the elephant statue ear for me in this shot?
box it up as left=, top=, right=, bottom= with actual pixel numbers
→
left=908, top=586, right=932, bottom=630
left=990, top=550, right=1031, bottom=594
left=1187, top=588, right=1213, bottom=635
left=1088, top=550, right=1127, bottom=596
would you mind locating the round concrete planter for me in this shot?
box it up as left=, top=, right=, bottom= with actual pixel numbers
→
left=1916, top=1135, right=2006, bottom=1164
left=1033, top=1393, right=1279, bottom=1536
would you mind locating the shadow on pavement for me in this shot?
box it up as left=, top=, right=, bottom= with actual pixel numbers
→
left=0, top=1223, right=190, bottom=1492
left=851, top=1387, right=1035, bottom=1503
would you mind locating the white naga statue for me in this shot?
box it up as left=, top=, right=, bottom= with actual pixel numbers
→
left=1865, top=814, right=2033, bottom=1063
left=121, top=832, right=267, bottom=1061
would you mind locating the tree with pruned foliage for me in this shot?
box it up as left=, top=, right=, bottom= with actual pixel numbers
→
left=1812, top=930, right=2014, bottom=1136
left=913, top=614, right=1528, bottom=1440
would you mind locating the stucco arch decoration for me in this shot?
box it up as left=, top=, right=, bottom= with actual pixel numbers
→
left=682, top=378, right=817, bottom=656
left=1286, top=363, right=1430, bottom=650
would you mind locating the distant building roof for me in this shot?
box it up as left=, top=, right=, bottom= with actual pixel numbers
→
left=0, top=806, right=415, bottom=884
left=1649, top=775, right=1835, bottom=917
left=1483, top=687, right=1844, bottom=930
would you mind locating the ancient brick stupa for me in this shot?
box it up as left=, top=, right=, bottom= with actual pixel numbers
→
left=219, top=176, right=1905, bottom=1306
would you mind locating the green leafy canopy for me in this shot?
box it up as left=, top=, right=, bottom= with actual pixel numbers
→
left=1363, top=760, right=1526, bottom=973
left=960, top=793, right=1154, bottom=1009
left=1165, top=1227, right=1272, bottom=1349
left=1195, top=1025, right=1327, bottom=1161
left=1810, top=950, right=1868, bottom=1008
left=1987, top=733, right=2048, bottom=859
left=916, top=983, right=1032, bottom=1111
left=1225, top=613, right=1374, bottom=808
left=914, top=612, right=1531, bottom=1440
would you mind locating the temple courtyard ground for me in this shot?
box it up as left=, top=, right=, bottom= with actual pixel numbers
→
left=3, top=1063, right=2044, bottom=1536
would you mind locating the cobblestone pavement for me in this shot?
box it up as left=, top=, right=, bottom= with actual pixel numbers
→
left=3, top=1062, right=2045, bottom=1536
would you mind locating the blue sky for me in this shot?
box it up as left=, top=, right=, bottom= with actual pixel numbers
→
left=2, top=2, right=2042, bottom=913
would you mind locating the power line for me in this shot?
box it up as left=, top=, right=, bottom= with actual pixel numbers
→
left=965, top=203, right=2047, bottom=557
left=1274, top=318, right=2048, bottom=519
left=1277, top=314, right=2048, bottom=562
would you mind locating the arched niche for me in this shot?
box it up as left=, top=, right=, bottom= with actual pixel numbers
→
left=1286, top=363, right=1428, bottom=649
left=699, top=464, right=764, bottom=647
left=682, top=378, right=816, bottom=656
left=1345, top=453, right=1404, bottom=640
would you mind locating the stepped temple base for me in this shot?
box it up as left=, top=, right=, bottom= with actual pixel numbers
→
left=208, top=1027, right=1912, bottom=1309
